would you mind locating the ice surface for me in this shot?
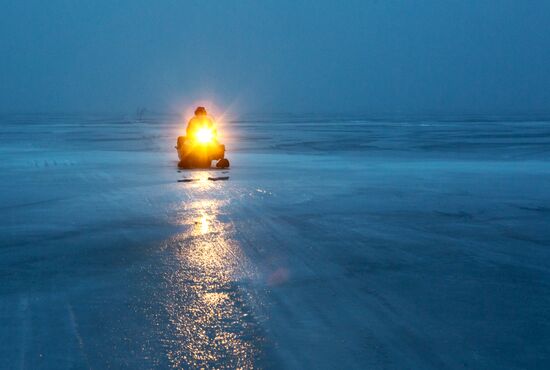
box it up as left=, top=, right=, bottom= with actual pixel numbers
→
left=1, top=114, right=550, bottom=369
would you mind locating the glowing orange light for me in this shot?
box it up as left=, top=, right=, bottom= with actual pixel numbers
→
left=195, top=126, right=214, bottom=143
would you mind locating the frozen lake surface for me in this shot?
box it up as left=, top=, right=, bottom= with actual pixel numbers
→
left=1, top=114, right=550, bottom=369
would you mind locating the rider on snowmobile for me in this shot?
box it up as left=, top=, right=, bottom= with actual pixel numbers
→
left=175, top=106, right=229, bottom=168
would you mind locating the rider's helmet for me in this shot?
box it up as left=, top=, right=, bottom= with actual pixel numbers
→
left=194, top=106, right=207, bottom=116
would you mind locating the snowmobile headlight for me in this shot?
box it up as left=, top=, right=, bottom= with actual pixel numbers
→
left=196, top=127, right=214, bottom=143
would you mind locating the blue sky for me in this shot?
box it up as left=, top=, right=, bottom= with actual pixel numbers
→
left=1, top=0, right=549, bottom=115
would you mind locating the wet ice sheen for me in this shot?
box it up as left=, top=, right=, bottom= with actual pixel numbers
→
left=1, top=114, right=550, bottom=369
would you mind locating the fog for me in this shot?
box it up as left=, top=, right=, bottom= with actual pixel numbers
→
left=1, top=0, right=550, bottom=115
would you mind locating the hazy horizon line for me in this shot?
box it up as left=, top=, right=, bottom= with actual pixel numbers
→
left=2, top=109, right=550, bottom=123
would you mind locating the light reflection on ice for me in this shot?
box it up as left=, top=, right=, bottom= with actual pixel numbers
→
left=161, top=195, right=261, bottom=369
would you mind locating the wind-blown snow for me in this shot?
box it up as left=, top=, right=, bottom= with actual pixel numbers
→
left=1, top=114, right=549, bottom=369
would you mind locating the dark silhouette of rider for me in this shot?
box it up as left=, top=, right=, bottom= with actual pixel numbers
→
left=186, top=106, right=216, bottom=140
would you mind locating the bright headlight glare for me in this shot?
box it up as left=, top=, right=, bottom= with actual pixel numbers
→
left=196, top=127, right=213, bottom=143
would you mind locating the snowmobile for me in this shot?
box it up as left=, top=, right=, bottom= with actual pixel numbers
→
left=175, top=126, right=230, bottom=169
